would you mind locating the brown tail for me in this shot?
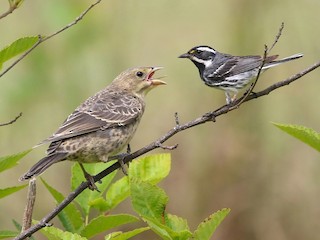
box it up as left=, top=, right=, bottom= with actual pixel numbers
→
left=19, top=152, right=67, bottom=181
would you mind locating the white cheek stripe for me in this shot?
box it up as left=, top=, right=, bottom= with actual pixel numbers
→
left=190, top=56, right=213, bottom=67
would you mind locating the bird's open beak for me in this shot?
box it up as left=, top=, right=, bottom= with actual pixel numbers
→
left=148, top=67, right=166, bottom=86
left=178, top=53, right=190, bottom=59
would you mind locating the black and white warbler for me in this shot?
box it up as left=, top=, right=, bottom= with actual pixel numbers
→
left=179, top=45, right=303, bottom=104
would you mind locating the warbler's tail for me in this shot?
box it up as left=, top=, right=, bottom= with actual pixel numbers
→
left=19, top=153, right=67, bottom=181
left=263, top=53, right=303, bottom=69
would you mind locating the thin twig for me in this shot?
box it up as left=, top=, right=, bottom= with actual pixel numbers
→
left=15, top=182, right=89, bottom=240
left=244, top=61, right=320, bottom=101
left=14, top=60, right=320, bottom=240
left=0, top=0, right=102, bottom=79
left=0, top=112, right=22, bottom=126
left=268, top=22, right=285, bottom=54
left=41, top=0, right=102, bottom=42
left=0, top=36, right=43, bottom=78
left=174, top=112, right=180, bottom=126
left=231, top=22, right=285, bottom=110
left=230, top=45, right=268, bottom=111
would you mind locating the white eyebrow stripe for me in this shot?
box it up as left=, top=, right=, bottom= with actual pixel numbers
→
left=196, top=46, right=216, bottom=54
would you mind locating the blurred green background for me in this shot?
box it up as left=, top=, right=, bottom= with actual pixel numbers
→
left=1, top=0, right=320, bottom=239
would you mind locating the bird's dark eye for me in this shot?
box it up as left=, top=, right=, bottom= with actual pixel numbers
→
left=190, top=49, right=201, bottom=55
left=136, top=71, right=144, bottom=77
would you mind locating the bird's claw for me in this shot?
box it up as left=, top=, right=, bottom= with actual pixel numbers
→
left=118, top=157, right=128, bottom=175
left=85, top=173, right=100, bottom=192
left=109, top=152, right=130, bottom=175
left=79, top=163, right=100, bottom=192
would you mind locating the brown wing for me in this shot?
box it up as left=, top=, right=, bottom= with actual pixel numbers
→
left=38, top=91, right=144, bottom=145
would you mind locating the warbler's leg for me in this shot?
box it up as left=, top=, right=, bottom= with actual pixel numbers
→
left=225, top=91, right=233, bottom=104
left=231, top=93, right=238, bottom=103
left=79, top=163, right=100, bottom=192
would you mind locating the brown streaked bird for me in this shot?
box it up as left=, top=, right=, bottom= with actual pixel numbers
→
left=19, top=67, right=166, bottom=189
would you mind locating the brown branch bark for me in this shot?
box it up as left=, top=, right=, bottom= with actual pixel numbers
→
left=21, top=179, right=36, bottom=232
left=14, top=60, right=320, bottom=240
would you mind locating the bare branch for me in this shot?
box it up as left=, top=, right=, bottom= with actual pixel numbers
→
left=268, top=22, right=285, bottom=54
left=243, top=60, right=320, bottom=101
left=0, top=0, right=102, bottom=79
left=0, top=112, right=22, bottom=126
left=0, top=7, right=16, bottom=19
left=15, top=60, right=320, bottom=240
left=15, top=182, right=89, bottom=240
left=230, top=45, right=268, bottom=111
left=41, top=0, right=102, bottom=42
left=231, top=22, right=284, bottom=110
left=174, top=112, right=180, bottom=126
left=0, top=36, right=43, bottom=78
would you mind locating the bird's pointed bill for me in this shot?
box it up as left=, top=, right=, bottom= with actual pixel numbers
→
left=178, top=53, right=190, bottom=58
left=148, top=67, right=166, bottom=85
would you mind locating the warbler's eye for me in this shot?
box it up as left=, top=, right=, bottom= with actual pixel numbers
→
left=136, top=71, right=144, bottom=77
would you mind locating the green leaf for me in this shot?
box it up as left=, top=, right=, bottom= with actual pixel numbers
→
left=166, top=214, right=190, bottom=234
left=193, top=208, right=231, bottom=240
left=0, top=36, right=39, bottom=69
left=104, top=176, right=129, bottom=211
left=104, top=227, right=150, bottom=240
left=103, top=154, right=171, bottom=211
left=40, top=225, right=87, bottom=240
left=88, top=197, right=109, bottom=212
left=142, top=218, right=173, bottom=240
left=130, top=178, right=168, bottom=222
left=71, top=162, right=118, bottom=216
left=130, top=177, right=192, bottom=240
left=12, top=219, right=21, bottom=231
left=128, top=153, right=171, bottom=184
left=41, top=178, right=83, bottom=233
left=0, top=185, right=27, bottom=199
left=80, top=214, right=139, bottom=239
left=0, top=149, right=32, bottom=173
left=273, top=123, right=320, bottom=152
left=0, top=230, right=18, bottom=239
left=143, top=214, right=192, bottom=240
